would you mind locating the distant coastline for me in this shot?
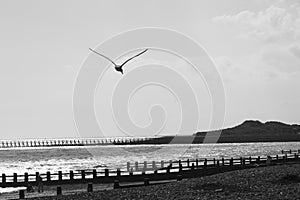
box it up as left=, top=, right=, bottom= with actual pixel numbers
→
left=115, top=120, right=300, bottom=145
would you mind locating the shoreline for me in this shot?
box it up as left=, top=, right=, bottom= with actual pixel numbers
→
left=7, top=163, right=300, bottom=200
left=0, top=141, right=299, bottom=151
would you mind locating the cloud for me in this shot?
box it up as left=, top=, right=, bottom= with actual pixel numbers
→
left=214, top=56, right=234, bottom=72
left=261, top=44, right=300, bottom=73
left=213, top=3, right=300, bottom=74
left=289, top=44, right=300, bottom=58
left=213, top=56, right=247, bottom=84
left=213, top=5, right=300, bottom=43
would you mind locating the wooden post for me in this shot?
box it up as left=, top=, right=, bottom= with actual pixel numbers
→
left=257, top=156, right=260, bottom=164
left=191, top=163, right=195, bottom=170
left=152, top=161, right=156, bottom=169
left=135, top=162, right=139, bottom=171
left=276, top=155, right=279, bottom=160
left=179, top=163, right=182, bottom=172
left=19, top=190, right=25, bottom=199
left=46, top=172, right=51, bottom=182
left=230, top=158, right=233, bottom=166
left=144, top=161, right=147, bottom=170
left=290, top=149, right=292, bottom=154
left=266, top=156, right=272, bottom=165
left=196, top=159, right=199, bottom=166
left=25, top=173, right=29, bottom=183
left=216, top=160, right=219, bottom=167
left=169, top=160, right=172, bottom=167
left=87, top=183, right=93, bottom=192
left=105, top=169, right=109, bottom=177
left=187, top=159, right=190, bottom=167
left=81, top=170, right=85, bottom=180
left=161, top=160, right=164, bottom=169
left=213, top=158, right=216, bottom=166
left=222, top=158, right=224, bottom=165
left=130, top=167, right=133, bottom=176
left=127, top=162, right=130, bottom=172
left=13, top=173, right=17, bottom=183
left=35, top=172, right=39, bottom=182
left=93, top=169, right=97, bottom=179
left=2, top=173, right=6, bottom=183
left=204, top=159, right=207, bottom=168
left=177, top=175, right=182, bottom=181
left=70, top=171, right=74, bottom=180
left=281, top=150, right=284, bottom=154
left=144, top=178, right=150, bottom=186
left=166, top=167, right=170, bottom=174
left=58, top=171, right=62, bottom=181
left=57, top=186, right=62, bottom=195
left=240, top=157, right=243, bottom=165
left=154, top=169, right=158, bottom=175
left=117, top=168, right=121, bottom=177
left=113, top=180, right=119, bottom=189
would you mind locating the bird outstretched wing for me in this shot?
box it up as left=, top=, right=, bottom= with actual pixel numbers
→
left=89, top=48, right=118, bottom=67
left=120, top=49, right=148, bottom=67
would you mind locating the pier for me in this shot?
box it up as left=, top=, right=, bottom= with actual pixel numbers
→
left=0, top=137, right=152, bottom=148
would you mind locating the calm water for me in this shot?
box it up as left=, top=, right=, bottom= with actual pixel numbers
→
left=0, top=142, right=299, bottom=176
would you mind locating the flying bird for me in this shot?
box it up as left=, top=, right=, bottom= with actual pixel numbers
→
left=89, top=48, right=148, bottom=74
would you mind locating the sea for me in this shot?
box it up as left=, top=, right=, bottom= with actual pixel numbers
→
left=0, top=142, right=299, bottom=195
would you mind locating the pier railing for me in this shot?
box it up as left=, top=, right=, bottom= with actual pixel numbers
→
left=1, top=149, right=300, bottom=188
left=0, top=137, right=152, bottom=148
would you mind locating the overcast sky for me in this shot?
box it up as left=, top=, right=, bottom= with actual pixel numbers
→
left=0, top=0, right=299, bottom=139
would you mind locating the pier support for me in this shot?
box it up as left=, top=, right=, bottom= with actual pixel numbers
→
left=19, top=190, right=25, bottom=199
left=87, top=183, right=93, bottom=192
left=127, top=162, right=130, bottom=172
left=144, top=178, right=149, bottom=186
left=46, top=172, right=51, bottom=182
left=161, top=160, right=164, bottom=169
left=93, top=169, right=97, bottom=179
left=70, top=171, right=74, bottom=180
left=57, top=186, right=62, bottom=195
left=2, top=173, right=6, bottom=183
left=105, top=169, right=109, bottom=177
left=114, top=180, right=120, bottom=189
left=81, top=170, right=85, bottom=180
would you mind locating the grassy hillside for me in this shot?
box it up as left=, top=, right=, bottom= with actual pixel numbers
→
left=195, top=120, right=300, bottom=143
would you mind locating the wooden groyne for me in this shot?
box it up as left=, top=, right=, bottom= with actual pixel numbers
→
left=0, top=137, right=152, bottom=148
left=1, top=149, right=300, bottom=188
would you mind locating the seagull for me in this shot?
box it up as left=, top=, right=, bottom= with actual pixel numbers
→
left=89, top=48, right=148, bottom=74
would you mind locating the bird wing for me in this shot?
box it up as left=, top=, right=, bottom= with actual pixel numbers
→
left=120, top=49, right=148, bottom=67
left=89, top=48, right=118, bottom=67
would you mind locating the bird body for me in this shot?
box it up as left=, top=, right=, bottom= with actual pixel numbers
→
left=89, top=48, right=148, bottom=74
left=115, top=66, right=123, bottom=74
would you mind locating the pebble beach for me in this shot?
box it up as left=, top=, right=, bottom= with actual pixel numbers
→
left=22, top=163, right=300, bottom=200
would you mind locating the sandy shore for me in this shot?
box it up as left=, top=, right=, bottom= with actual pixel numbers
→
left=9, top=164, right=300, bottom=200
